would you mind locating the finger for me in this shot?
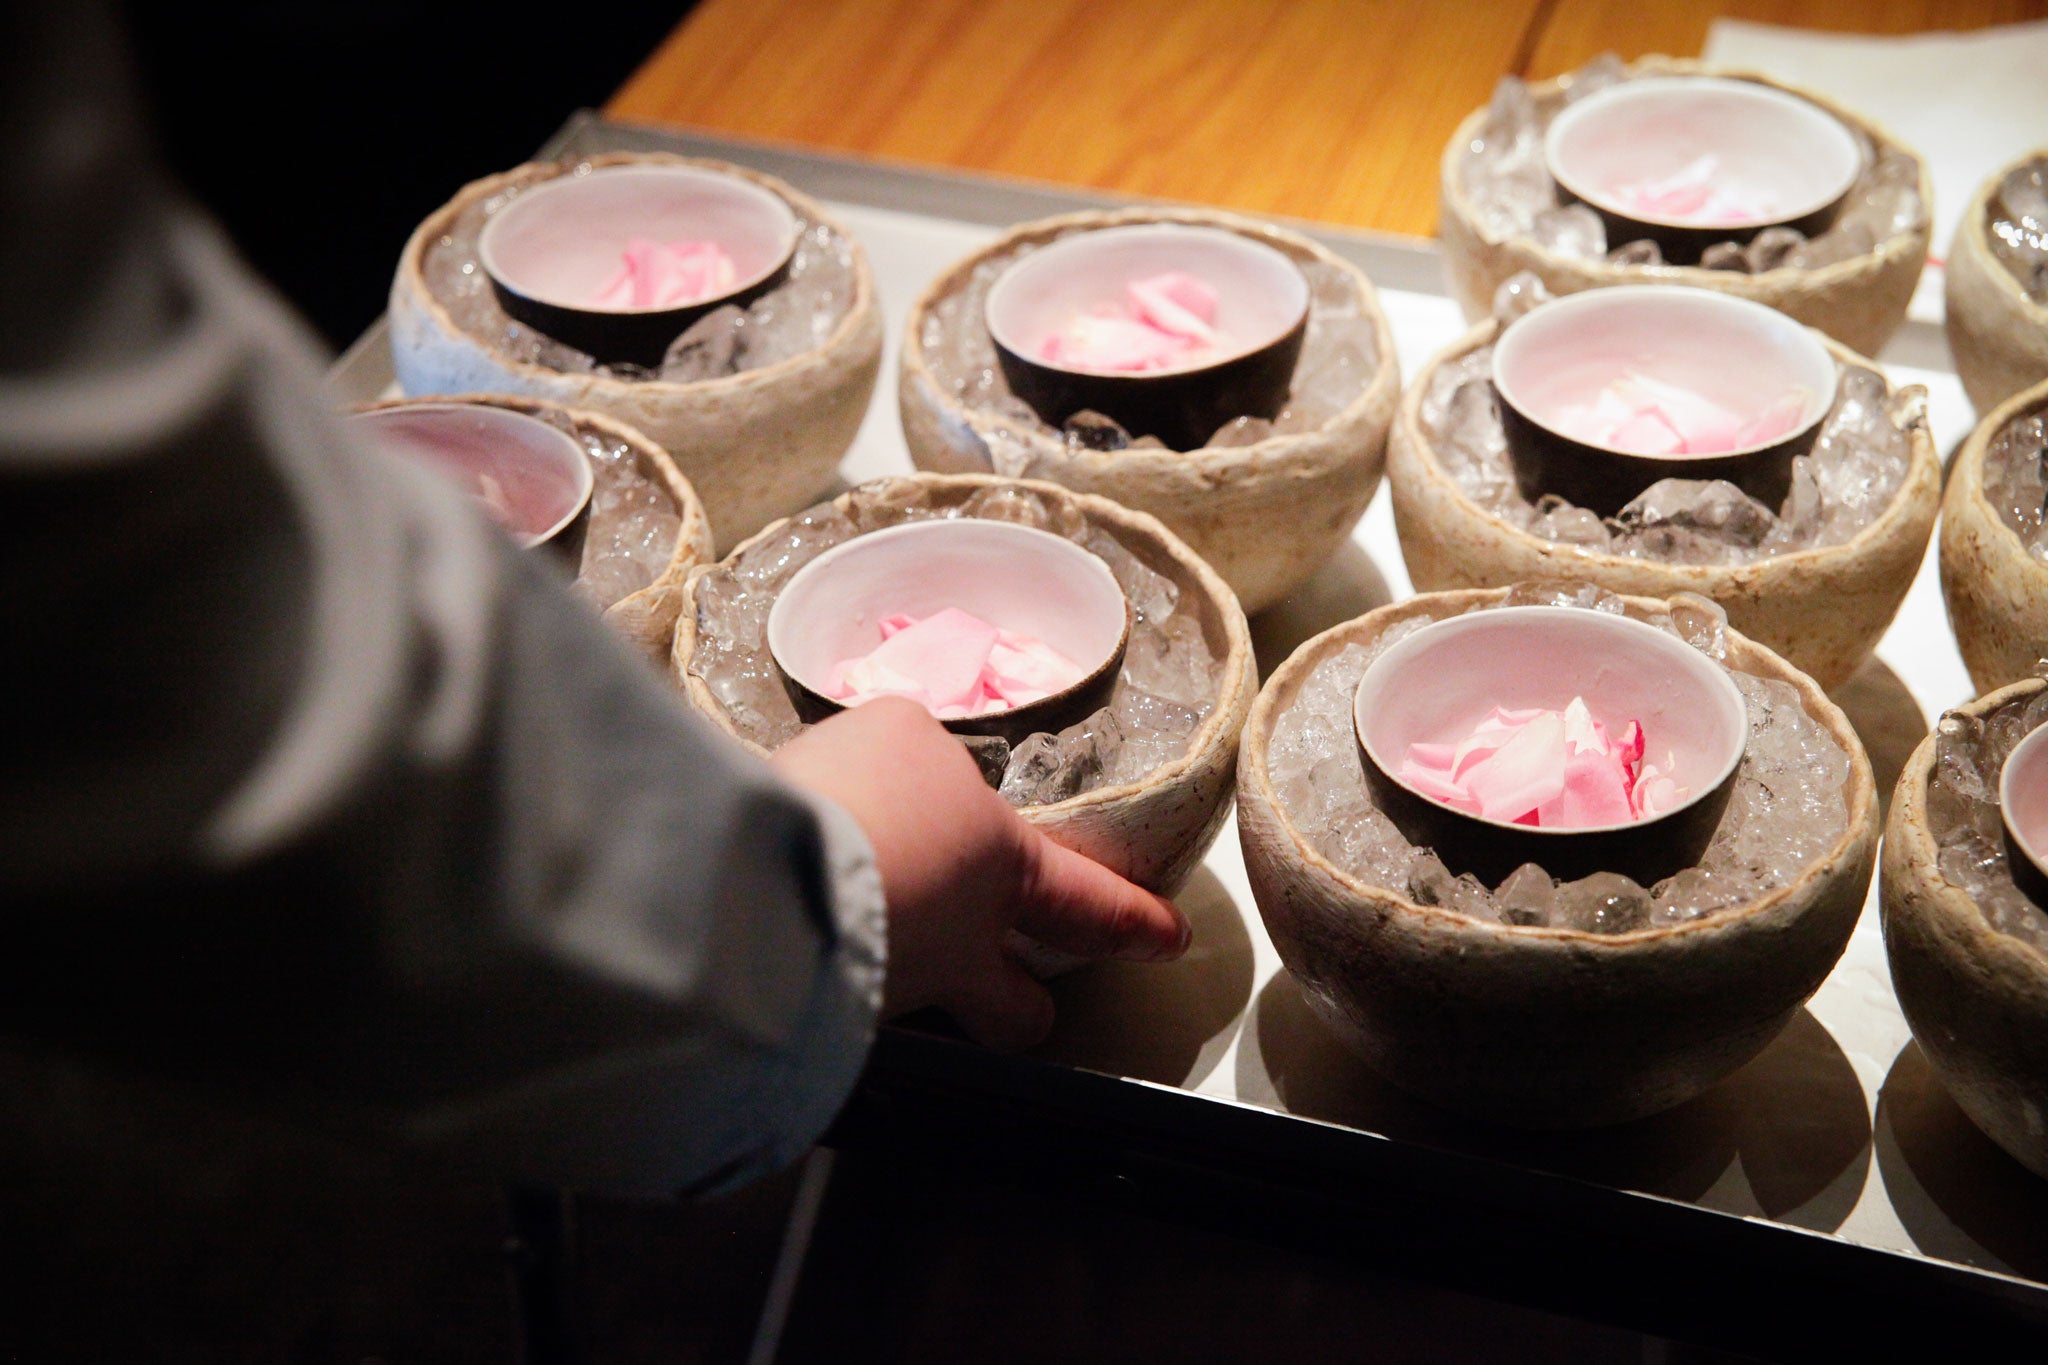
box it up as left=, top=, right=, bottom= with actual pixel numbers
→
left=948, top=953, right=1057, bottom=1053
left=1012, top=830, right=1190, bottom=964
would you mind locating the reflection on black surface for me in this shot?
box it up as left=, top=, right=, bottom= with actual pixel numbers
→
left=1239, top=973, right=1871, bottom=1231
left=1831, top=654, right=1930, bottom=822
left=1249, top=539, right=1395, bottom=680
left=1030, top=865, right=1255, bottom=1088
left=1876, top=1041, right=2048, bottom=1281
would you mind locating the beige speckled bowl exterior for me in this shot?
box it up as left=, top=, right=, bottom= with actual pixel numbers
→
left=1439, top=58, right=1932, bottom=357
left=354, top=394, right=714, bottom=666
left=1940, top=380, right=2048, bottom=694
left=1239, top=588, right=1878, bottom=1128
left=389, top=153, right=883, bottom=556
left=897, top=208, right=1400, bottom=616
left=1388, top=320, right=1940, bottom=692
left=1946, top=152, right=2048, bottom=416
left=1882, top=677, right=2048, bottom=1180
left=674, top=474, right=1256, bottom=898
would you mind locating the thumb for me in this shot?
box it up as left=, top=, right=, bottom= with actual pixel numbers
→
left=1012, top=829, right=1190, bottom=964
left=947, top=952, right=1057, bottom=1053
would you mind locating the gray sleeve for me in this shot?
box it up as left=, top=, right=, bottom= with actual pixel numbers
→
left=0, top=191, right=884, bottom=1199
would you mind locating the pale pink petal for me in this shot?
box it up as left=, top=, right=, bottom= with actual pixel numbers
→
left=840, top=655, right=929, bottom=705
left=860, top=607, right=998, bottom=710
left=1398, top=758, right=1484, bottom=812
left=1128, top=272, right=1219, bottom=344
left=986, top=633, right=1083, bottom=696
left=1538, top=746, right=1637, bottom=828
left=1608, top=407, right=1690, bottom=455
left=1402, top=696, right=1667, bottom=830
left=1464, top=713, right=1569, bottom=822
left=1614, top=720, right=1645, bottom=770
left=1041, top=314, right=1194, bottom=373
left=1733, top=389, right=1811, bottom=448
left=1631, top=755, right=1689, bottom=819
left=592, top=238, right=741, bottom=309
left=1562, top=696, right=1608, bottom=756
left=1403, top=741, right=1460, bottom=769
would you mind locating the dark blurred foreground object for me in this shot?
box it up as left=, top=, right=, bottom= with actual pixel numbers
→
left=118, top=0, right=700, bottom=347
left=3, top=5, right=882, bottom=1360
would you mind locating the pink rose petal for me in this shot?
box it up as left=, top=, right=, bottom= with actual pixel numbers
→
left=1399, top=697, right=1689, bottom=829
left=1732, top=389, right=1811, bottom=448
left=593, top=237, right=740, bottom=310
left=1465, top=712, right=1569, bottom=822
left=1039, top=270, right=1226, bottom=374
left=828, top=608, right=1085, bottom=718
left=854, top=607, right=998, bottom=711
left=1128, top=271, right=1219, bottom=344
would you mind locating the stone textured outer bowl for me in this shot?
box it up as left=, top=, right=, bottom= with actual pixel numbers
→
left=674, top=474, right=1257, bottom=899
left=1238, top=587, right=1879, bottom=1129
left=1882, top=676, right=2048, bottom=1180
left=898, top=207, right=1400, bottom=616
left=1939, top=380, right=2048, bottom=694
left=1388, top=319, right=1940, bottom=692
left=1945, top=152, right=2048, bottom=416
left=388, top=152, right=883, bottom=556
left=356, top=393, right=714, bottom=666
left=1438, top=57, right=1932, bottom=358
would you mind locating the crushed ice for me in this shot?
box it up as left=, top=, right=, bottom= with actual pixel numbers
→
left=1989, top=157, right=2048, bottom=305
left=1982, top=403, right=2048, bottom=560
left=1459, top=55, right=1925, bottom=272
left=1419, top=314, right=1923, bottom=564
left=503, top=406, right=685, bottom=611
left=687, top=480, right=1225, bottom=807
left=1924, top=674, right=2048, bottom=956
left=1264, top=584, right=1851, bottom=933
left=420, top=161, right=858, bottom=382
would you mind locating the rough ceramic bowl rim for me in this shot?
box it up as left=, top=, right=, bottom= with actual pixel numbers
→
left=403, top=153, right=873, bottom=397
left=1443, top=58, right=1928, bottom=287
left=1999, top=703, right=2048, bottom=888
left=1543, top=75, right=1862, bottom=235
left=349, top=399, right=595, bottom=549
left=476, top=162, right=799, bottom=318
left=1964, top=149, right=2048, bottom=323
left=676, top=474, right=1254, bottom=816
left=763, top=517, right=1131, bottom=723
left=904, top=206, right=1397, bottom=464
left=1245, top=589, right=1872, bottom=945
left=1351, top=604, right=1748, bottom=838
left=1407, top=317, right=1930, bottom=580
left=1963, top=388, right=2048, bottom=567
left=1489, top=284, right=1837, bottom=463
left=350, top=391, right=710, bottom=590
left=982, top=222, right=1311, bottom=380
left=1894, top=676, right=2048, bottom=971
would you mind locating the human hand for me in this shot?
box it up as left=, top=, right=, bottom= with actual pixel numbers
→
left=769, top=697, right=1189, bottom=1051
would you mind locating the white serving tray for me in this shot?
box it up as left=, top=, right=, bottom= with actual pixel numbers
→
left=332, top=113, right=2048, bottom=1349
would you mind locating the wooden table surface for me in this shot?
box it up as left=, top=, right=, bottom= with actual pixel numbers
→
left=609, top=0, right=2046, bottom=239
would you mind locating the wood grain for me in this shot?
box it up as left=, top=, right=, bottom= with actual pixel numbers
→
left=608, top=0, right=1544, bottom=238
left=1525, top=0, right=2048, bottom=79
left=610, top=0, right=2048, bottom=237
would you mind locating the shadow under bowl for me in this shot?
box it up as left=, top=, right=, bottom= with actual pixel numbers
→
left=349, top=401, right=593, bottom=565
left=764, top=517, right=1132, bottom=747
left=1491, top=285, right=1837, bottom=519
left=1544, top=76, right=1862, bottom=266
left=985, top=223, right=1309, bottom=450
left=478, top=163, right=799, bottom=368
left=1352, top=605, right=1748, bottom=886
